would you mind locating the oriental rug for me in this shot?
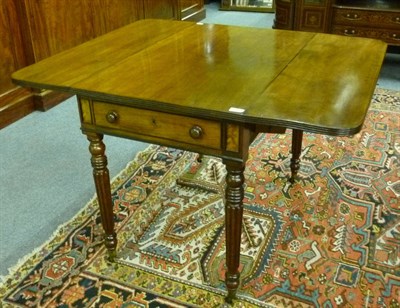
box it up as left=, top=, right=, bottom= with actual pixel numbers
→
left=1, top=88, right=399, bottom=307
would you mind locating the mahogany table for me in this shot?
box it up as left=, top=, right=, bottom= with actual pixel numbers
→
left=12, top=19, right=386, bottom=303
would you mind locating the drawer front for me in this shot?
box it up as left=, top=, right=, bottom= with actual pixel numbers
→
left=92, top=101, right=222, bottom=149
left=332, top=8, right=400, bottom=29
left=331, top=25, right=400, bottom=45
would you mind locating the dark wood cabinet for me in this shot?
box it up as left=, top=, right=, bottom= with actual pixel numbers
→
left=331, top=1, right=400, bottom=46
left=274, top=0, right=400, bottom=46
left=0, top=0, right=205, bottom=129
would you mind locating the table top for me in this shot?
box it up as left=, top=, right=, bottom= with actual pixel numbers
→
left=12, top=19, right=387, bottom=136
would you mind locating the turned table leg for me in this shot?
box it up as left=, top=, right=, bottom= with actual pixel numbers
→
left=223, top=160, right=245, bottom=303
left=87, top=132, right=117, bottom=260
left=290, top=129, right=303, bottom=183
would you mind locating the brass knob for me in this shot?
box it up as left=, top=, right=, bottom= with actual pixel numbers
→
left=345, top=13, right=358, bottom=19
left=395, top=17, right=400, bottom=22
left=106, top=111, right=119, bottom=123
left=344, top=29, right=355, bottom=35
left=189, top=125, right=203, bottom=139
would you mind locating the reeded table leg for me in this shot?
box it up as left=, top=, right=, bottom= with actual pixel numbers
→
left=223, top=160, right=246, bottom=303
left=87, top=132, right=117, bottom=261
left=290, top=129, right=303, bottom=183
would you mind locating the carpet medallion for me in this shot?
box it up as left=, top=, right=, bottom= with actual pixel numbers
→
left=0, top=88, right=399, bottom=307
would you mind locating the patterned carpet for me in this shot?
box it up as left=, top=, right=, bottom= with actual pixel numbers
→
left=1, top=88, right=399, bottom=307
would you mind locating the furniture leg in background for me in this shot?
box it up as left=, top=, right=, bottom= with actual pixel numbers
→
left=290, top=129, right=303, bottom=183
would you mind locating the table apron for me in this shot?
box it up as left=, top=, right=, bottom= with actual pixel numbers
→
left=78, top=97, right=255, bottom=161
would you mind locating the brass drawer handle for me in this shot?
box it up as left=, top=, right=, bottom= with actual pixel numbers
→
left=106, top=111, right=119, bottom=123
left=395, top=17, right=400, bottom=23
left=344, top=29, right=356, bottom=35
left=392, top=33, right=400, bottom=40
left=189, top=125, right=203, bottom=139
left=344, top=13, right=360, bottom=20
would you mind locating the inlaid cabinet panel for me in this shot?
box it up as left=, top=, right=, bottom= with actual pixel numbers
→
left=294, top=0, right=332, bottom=32
left=296, top=7, right=327, bottom=31
left=273, top=0, right=295, bottom=29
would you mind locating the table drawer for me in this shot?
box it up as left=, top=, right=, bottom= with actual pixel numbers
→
left=331, top=25, right=400, bottom=45
left=92, top=101, right=222, bottom=149
left=332, top=8, right=400, bottom=29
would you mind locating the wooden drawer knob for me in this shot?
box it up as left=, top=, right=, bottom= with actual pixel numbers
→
left=106, top=111, right=119, bottom=123
left=189, top=125, right=203, bottom=139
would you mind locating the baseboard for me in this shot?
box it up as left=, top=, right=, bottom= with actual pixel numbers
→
left=32, top=89, right=72, bottom=111
left=0, top=87, right=35, bottom=129
left=0, top=88, right=71, bottom=129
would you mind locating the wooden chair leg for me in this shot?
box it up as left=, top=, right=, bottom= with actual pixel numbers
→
left=290, top=129, right=303, bottom=183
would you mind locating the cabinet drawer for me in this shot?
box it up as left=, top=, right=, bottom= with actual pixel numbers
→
left=331, top=25, right=400, bottom=45
left=332, top=8, right=400, bottom=29
left=92, top=101, right=222, bottom=149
